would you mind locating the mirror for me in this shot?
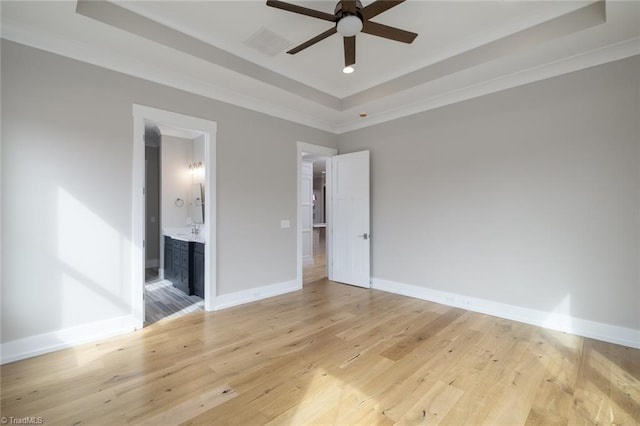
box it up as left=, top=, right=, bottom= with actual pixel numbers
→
left=188, top=183, right=204, bottom=224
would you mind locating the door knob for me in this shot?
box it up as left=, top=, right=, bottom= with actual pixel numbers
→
left=358, top=233, right=369, bottom=240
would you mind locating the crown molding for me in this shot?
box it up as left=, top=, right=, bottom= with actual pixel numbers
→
left=2, top=18, right=638, bottom=136
left=114, top=0, right=600, bottom=100
left=335, top=36, right=640, bottom=134
left=0, top=19, right=338, bottom=134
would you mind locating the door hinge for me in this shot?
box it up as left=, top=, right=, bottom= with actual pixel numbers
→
left=143, top=240, right=145, bottom=248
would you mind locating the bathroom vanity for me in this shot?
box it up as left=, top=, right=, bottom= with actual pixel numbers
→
left=163, top=229, right=205, bottom=298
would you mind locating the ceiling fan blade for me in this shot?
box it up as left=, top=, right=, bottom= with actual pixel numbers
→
left=361, top=0, right=405, bottom=20
left=287, top=27, right=337, bottom=54
left=266, top=0, right=337, bottom=22
left=362, top=20, right=417, bottom=43
left=342, top=0, right=357, bottom=14
left=344, top=36, right=356, bottom=67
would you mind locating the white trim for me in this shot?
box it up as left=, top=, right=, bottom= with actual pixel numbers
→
left=3, top=19, right=638, bottom=135
left=372, top=278, right=640, bottom=349
left=132, top=105, right=217, bottom=322
left=335, top=37, right=640, bottom=134
left=1, top=315, right=139, bottom=364
left=1, top=20, right=336, bottom=134
left=296, top=142, right=337, bottom=288
left=156, top=124, right=202, bottom=140
left=213, top=280, right=299, bottom=310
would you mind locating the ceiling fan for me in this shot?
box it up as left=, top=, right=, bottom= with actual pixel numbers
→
left=266, top=0, right=418, bottom=72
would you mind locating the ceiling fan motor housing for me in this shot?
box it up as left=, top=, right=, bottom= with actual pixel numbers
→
left=334, top=0, right=364, bottom=20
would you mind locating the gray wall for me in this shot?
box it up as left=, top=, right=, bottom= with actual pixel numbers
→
left=160, top=135, right=193, bottom=229
left=145, top=145, right=160, bottom=264
left=1, top=40, right=337, bottom=343
left=193, top=134, right=205, bottom=167
left=339, top=56, right=640, bottom=331
left=2, top=37, right=637, bottom=348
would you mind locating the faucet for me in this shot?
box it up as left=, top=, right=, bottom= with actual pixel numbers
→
left=191, top=224, right=200, bottom=235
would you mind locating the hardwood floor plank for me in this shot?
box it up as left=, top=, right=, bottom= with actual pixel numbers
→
left=137, top=383, right=236, bottom=425
left=2, top=280, right=638, bottom=425
left=569, top=338, right=640, bottom=425
left=303, top=229, right=327, bottom=286
left=438, top=320, right=540, bottom=424
left=482, top=342, right=551, bottom=425
left=379, top=307, right=466, bottom=361
left=524, top=328, right=583, bottom=425
left=379, top=329, right=485, bottom=422
left=398, top=379, right=464, bottom=425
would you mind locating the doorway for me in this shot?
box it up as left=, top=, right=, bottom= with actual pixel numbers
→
left=302, top=155, right=328, bottom=285
left=144, top=124, right=207, bottom=323
left=297, top=142, right=337, bottom=287
left=132, top=105, right=217, bottom=328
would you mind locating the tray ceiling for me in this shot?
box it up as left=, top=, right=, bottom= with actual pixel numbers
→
left=2, top=1, right=639, bottom=133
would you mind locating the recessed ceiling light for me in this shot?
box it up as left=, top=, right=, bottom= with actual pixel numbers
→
left=342, top=66, right=354, bottom=74
left=359, top=112, right=367, bottom=118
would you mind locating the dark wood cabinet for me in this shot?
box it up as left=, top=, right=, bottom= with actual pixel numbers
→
left=193, top=243, right=205, bottom=298
left=163, top=235, right=204, bottom=297
left=172, top=238, right=191, bottom=295
left=164, top=236, right=173, bottom=280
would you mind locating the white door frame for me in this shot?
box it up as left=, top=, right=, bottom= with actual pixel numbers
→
left=297, top=142, right=338, bottom=287
left=133, top=105, right=217, bottom=327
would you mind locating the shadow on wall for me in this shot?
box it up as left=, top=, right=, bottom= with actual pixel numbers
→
left=1, top=185, right=134, bottom=363
left=57, top=187, right=132, bottom=321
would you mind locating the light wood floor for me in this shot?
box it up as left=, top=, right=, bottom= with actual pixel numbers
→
left=303, top=251, right=327, bottom=286
left=1, top=280, right=638, bottom=425
left=304, top=228, right=327, bottom=285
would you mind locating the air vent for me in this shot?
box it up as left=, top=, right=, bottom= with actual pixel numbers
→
left=244, top=27, right=291, bottom=57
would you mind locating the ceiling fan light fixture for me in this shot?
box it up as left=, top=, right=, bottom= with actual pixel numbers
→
left=337, top=15, right=362, bottom=37
left=267, top=0, right=418, bottom=68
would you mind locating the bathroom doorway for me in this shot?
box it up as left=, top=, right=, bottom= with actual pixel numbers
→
left=132, top=105, right=217, bottom=328
left=144, top=124, right=206, bottom=323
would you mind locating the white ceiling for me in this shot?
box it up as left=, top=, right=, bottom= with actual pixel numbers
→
left=2, top=1, right=639, bottom=133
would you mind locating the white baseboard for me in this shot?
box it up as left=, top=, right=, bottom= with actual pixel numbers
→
left=372, top=278, right=640, bottom=349
left=1, top=315, right=142, bottom=364
left=213, top=279, right=300, bottom=310
left=146, top=259, right=159, bottom=268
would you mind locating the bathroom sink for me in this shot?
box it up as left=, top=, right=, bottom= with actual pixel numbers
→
left=164, top=228, right=206, bottom=244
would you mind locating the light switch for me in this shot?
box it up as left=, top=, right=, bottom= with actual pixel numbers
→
left=280, top=220, right=290, bottom=229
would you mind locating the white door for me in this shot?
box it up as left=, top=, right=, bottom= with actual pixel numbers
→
left=331, top=150, right=370, bottom=288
